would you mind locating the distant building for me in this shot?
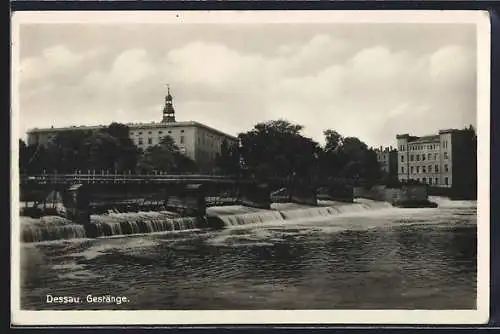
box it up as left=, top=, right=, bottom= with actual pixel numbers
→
left=396, top=129, right=476, bottom=188
left=26, top=86, right=239, bottom=172
left=374, top=146, right=398, bottom=180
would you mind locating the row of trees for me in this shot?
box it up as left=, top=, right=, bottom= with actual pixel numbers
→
left=214, top=120, right=383, bottom=186
left=19, top=123, right=197, bottom=174
left=20, top=119, right=422, bottom=186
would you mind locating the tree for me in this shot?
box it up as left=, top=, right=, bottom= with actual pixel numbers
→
left=45, top=130, right=93, bottom=173
left=323, top=129, right=343, bottom=153
left=137, top=136, right=197, bottom=174
left=215, top=139, right=240, bottom=175
left=19, top=123, right=141, bottom=174
left=319, top=131, right=382, bottom=186
left=102, top=123, right=140, bottom=172
left=238, top=119, right=321, bottom=180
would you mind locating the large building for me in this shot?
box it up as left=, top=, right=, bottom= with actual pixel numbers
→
left=396, top=129, right=475, bottom=188
left=374, top=146, right=398, bottom=180
left=26, top=86, right=239, bottom=172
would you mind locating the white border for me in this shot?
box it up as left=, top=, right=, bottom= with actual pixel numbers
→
left=10, top=10, right=491, bottom=326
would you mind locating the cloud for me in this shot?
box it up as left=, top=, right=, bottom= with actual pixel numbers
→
left=17, top=27, right=477, bottom=148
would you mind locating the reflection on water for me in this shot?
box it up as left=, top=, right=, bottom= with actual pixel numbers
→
left=20, top=197, right=476, bottom=310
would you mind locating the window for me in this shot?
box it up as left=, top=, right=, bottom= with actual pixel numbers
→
left=168, top=130, right=172, bottom=134
left=181, top=130, right=185, bottom=133
left=148, top=138, right=152, bottom=145
left=435, top=165, right=439, bottom=172
left=434, top=153, right=438, bottom=160
left=410, top=154, right=414, bottom=161
left=401, top=167, right=405, bottom=173
left=410, top=166, right=414, bottom=174
left=435, top=178, right=439, bottom=185
left=422, top=178, right=426, bottom=184
left=180, top=136, right=185, bottom=144
left=416, top=166, right=420, bottom=173
left=444, top=152, right=448, bottom=160
left=422, top=154, right=426, bottom=161
left=138, top=138, right=143, bottom=145
left=428, top=165, right=432, bottom=173
left=428, top=153, right=432, bottom=160
left=148, top=131, right=152, bottom=134
left=444, top=164, right=449, bottom=172
left=138, top=132, right=142, bottom=135
left=159, top=131, right=163, bottom=134
left=401, top=155, right=404, bottom=162
left=416, top=155, right=420, bottom=161
left=445, top=177, right=449, bottom=185
left=422, top=166, right=426, bottom=173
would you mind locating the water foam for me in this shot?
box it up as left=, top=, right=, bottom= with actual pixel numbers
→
left=216, top=199, right=394, bottom=229
left=21, top=216, right=87, bottom=243
left=21, top=212, right=202, bottom=243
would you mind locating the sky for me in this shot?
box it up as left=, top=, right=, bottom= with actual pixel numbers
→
left=16, top=21, right=477, bottom=148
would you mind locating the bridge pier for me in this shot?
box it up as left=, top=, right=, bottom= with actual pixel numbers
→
left=289, top=184, right=318, bottom=206
left=164, top=184, right=207, bottom=218
left=62, top=184, right=91, bottom=225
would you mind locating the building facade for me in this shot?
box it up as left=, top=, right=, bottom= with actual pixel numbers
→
left=396, top=129, right=475, bottom=188
left=26, top=86, right=239, bottom=172
left=374, top=146, right=398, bottom=181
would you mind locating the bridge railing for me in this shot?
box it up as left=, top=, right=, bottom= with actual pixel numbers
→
left=20, top=173, right=243, bottom=184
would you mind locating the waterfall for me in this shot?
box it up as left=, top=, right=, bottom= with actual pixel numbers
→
left=218, top=211, right=285, bottom=227
left=86, top=212, right=200, bottom=238
left=20, top=216, right=87, bottom=243
left=20, top=211, right=202, bottom=243
left=216, top=199, right=394, bottom=228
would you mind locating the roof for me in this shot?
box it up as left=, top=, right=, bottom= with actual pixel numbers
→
left=408, top=135, right=439, bottom=144
left=27, top=120, right=238, bottom=141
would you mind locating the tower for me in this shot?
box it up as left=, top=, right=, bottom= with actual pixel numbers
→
left=162, top=84, right=176, bottom=123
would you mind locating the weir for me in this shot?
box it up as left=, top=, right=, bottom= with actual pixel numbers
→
left=19, top=174, right=390, bottom=243
left=20, top=198, right=396, bottom=243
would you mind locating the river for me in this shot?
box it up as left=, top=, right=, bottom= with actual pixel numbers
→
left=19, top=196, right=477, bottom=310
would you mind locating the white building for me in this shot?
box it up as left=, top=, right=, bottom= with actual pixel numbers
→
left=26, top=86, right=238, bottom=172
left=396, top=129, right=475, bottom=188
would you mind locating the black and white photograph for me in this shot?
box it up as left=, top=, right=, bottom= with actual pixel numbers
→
left=11, top=10, right=490, bottom=326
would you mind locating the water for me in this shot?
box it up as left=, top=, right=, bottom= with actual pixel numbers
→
left=20, top=197, right=477, bottom=310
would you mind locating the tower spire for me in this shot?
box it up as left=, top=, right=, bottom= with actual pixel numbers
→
left=162, top=84, right=176, bottom=123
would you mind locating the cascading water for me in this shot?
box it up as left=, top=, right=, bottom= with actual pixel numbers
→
left=20, top=210, right=202, bottom=243
left=21, top=216, right=87, bottom=243
left=20, top=198, right=434, bottom=242
left=216, top=199, right=394, bottom=228
left=218, top=211, right=285, bottom=227
left=86, top=211, right=201, bottom=238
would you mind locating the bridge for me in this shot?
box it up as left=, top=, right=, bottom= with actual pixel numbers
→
left=19, top=173, right=354, bottom=224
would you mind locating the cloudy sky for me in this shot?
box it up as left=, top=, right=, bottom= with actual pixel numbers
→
left=16, top=21, right=477, bottom=147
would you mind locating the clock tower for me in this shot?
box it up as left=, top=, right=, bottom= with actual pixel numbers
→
left=161, top=84, right=176, bottom=123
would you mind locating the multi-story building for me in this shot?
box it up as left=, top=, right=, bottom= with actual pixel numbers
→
left=396, top=129, right=475, bottom=189
left=374, top=146, right=398, bottom=180
left=26, top=86, right=239, bottom=172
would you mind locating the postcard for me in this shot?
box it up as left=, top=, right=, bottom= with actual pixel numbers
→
left=11, top=10, right=491, bottom=326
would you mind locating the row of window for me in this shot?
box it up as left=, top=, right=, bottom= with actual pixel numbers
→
left=401, top=164, right=449, bottom=174
left=409, top=144, right=438, bottom=151
left=406, top=177, right=449, bottom=186
left=401, top=152, right=448, bottom=162
left=399, top=141, right=448, bottom=152
left=135, top=135, right=185, bottom=146
left=131, top=129, right=185, bottom=136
